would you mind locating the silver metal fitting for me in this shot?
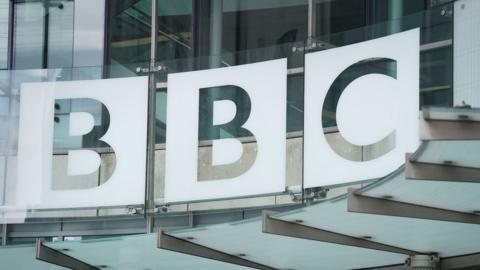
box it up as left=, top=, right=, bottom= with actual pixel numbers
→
left=127, top=207, right=144, bottom=215
left=135, top=65, right=166, bottom=74
left=289, top=187, right=329, bottom=203
left=405, top=254, right=440, bottom=270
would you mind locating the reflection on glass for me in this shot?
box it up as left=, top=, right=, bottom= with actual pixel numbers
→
left=73, top=0, right=105, bottom=68
left=13, top=0, right=74, bottom=69
left=0, top=0, right=8, bottom=69
left=13, top=1, right=44, bottom=69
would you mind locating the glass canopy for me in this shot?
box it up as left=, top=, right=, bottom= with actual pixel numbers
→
left=19, top=106, right=479, bottom=270
left=43, top=233, right=254, bottom=270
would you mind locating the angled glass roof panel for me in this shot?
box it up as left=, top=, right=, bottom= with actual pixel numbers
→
left=272, top=195, right=480, bottom=257
left=170, top=218, right=406, bottom=270
left=44, top=233, right=254, bottom=270
left=0, top=245, right=67, bottom=270
left=410, top=141, right=480, bottom=168
left=423, top=106, right=480, bottom=121
left=360, top=169, right=480, bottom=213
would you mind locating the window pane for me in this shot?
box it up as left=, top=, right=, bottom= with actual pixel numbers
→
left=13, top=0, right=74, bottom=69
left=0, top=0, right=8, bottom=69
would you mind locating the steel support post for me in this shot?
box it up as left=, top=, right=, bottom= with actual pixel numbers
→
left=1, top=223, right=7, bottom=246
left=35, top=239, right=99, bottom=270
left=209, top=0, right=223, bottom=68
left=145, top=0, right=159, bottom=233
left=347, top=188, right=480, bottom=224
left=307, top=0, right=316, bottom=46
left=157, top=229, right=278, bottom=270
left=262, top=211, right=418, bottom=255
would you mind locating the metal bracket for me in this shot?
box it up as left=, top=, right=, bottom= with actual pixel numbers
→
left=406, top=254, right=440, bottom=270
left=35, top=239, right=99, bottom=270
left=135, top=65, right=166, bottom=74
left=377, top=251, right=480, bottom=269
left=262, top=211, right=418, bottom=255
left=347, top=188, right=480, bottom=224
left=157, top=229, right=278, bottom=270
left=406, top=153, right=480, bottom=183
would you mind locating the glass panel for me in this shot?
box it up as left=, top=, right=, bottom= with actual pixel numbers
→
left=107, top=0, right=151, bottom=69
left=315, top=0, right=367, bottom=37
left=106, top=0, right=309, bottom=68
left=310, top=2, right=454, bottom=124
left=0, top=0, right=8, bottom=69
left=13, top=0, right=75, bottom=69
left=157, top=0, right=193, bottom=61
left=275, top=173, right=480, bottom=258
left=43, top=234, right=252, bottom=270
left=0, top=244, right=66, bottom=269
left=0, top=0, right=461, bottom=224
left=0, top=64, right=149, bottom=224
left=170, top=217, right=406, bottom=269
left=152, top=41, right=305, bottom=207
left=72, top=0, right=105, bottom=67
left=218, top=0, right=308, bottom=66
left=361, top=169, right=480, bottom=218
left=423, top=106, right=480, bottom=121
left=13, top=0, right=45, bottom=68
left=412, top=140, right=480, bottom=168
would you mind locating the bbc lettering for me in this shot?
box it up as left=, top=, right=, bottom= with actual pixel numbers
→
left=16, top=29, right=420, bottom=208
left=17, top=77, right=148, bottom=209
left=164, top=28, right=420, bottom=202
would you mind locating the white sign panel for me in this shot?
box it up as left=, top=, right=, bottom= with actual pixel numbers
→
left=16, top=77, right=148, bottom=209
left=304, top=28, right=420, bottom=187
left=164, top=59, right=287, bottom=203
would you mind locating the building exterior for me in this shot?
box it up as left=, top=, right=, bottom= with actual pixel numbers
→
left=1, top=0, right=480, bottom=269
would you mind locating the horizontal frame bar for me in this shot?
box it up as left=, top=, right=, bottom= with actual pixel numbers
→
left=35, top=239, right=99, bottom=270
left=262, top=211, right=418, bottom=255
left=347, top=188, right=480, bottom=224
left=157, top=229, right=278, bottom=270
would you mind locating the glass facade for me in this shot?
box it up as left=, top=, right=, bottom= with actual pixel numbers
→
left=0, top=0, right=458, bottom=211
left=0, top=1, right=455, bottom=143
left=0, top=1, right=478, bottom=260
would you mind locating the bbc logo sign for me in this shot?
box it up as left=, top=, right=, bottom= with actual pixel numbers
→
left=17, top=77, right=148, bottom=208
left=16, top=29, right=419, bottom=208
left=165, top=29, right=419, bottom=202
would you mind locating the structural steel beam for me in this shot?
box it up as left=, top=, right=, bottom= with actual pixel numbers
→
left=2, top=224, right=7, bottom=246
left=347, top=189, right=480, bottom=224
left=405, top=153, right=480, bottom=183
left=157, top=229, right=278, bottom=270
left=441, top=252, right=480, bottom=269
left=262, top=211, right=418, bottom=256
left=370, top=265, right=408, bottom=270
left=35, top=239, right=99, bottom=270
left=420, top=116, right=480, bottom=140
